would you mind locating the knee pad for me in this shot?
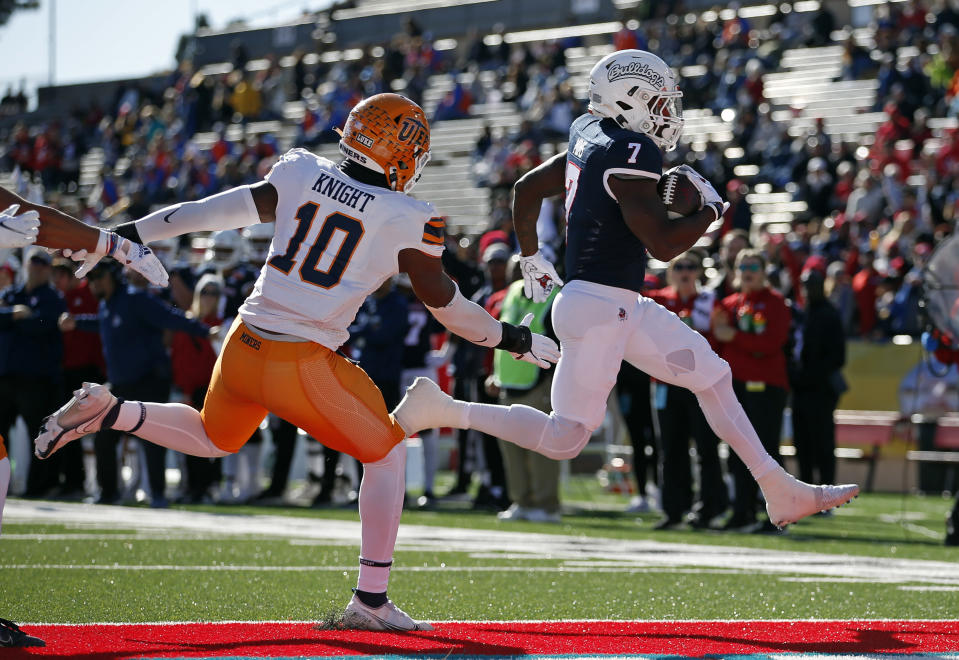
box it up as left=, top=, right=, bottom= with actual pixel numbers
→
left=688, top=356, right=731, bottom=394
left=539, top=414, right=591, bottom=461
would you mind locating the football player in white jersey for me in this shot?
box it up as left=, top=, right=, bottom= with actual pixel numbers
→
left=33, top=93, right=559, bottom=631
left=392, top=50, right=860, bottom=530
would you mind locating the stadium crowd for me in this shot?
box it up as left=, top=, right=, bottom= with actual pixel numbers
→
left=0, top=0, right=957, bottom=533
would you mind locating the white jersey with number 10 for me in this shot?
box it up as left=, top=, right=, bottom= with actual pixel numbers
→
left=239, top=149, right=445, bottom=350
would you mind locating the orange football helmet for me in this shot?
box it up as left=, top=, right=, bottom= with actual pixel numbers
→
left=338, top=93, right=431, bottom=194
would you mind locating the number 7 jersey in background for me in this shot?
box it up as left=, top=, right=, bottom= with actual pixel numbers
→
left=239, top=149, right=445, bottom=350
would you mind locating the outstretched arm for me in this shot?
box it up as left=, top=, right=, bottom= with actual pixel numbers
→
left=511, top=151, right=567, bottom=256
left=114, top=182, right=278, bottom=244
left=398, top=248, right=559, bottom=368
left=0, top=186, right=100, bottom=252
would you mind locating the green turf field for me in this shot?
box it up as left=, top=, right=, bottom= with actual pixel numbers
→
left=2, top=488, right=957, bottom=624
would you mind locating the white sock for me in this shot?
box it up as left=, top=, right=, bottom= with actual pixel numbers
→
left=695, top=372, right=778, bottom=479
left=465, top=402, right=541, bottom=450
left=0, top=456, right=9, bottom=535
left=464, top=403, right=591, bottom=460
left=237, top=443, right=260, bottom=498
left=356, top=442, right=406, bottom=593
left=114, top=401, right=230, bottom=458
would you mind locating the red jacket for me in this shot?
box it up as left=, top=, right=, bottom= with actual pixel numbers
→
left=718, top=287, right=791, bottom=389
left=61, top=281, right=105, bottom=373
left=171, top=314, right=221, bottom=399
left=852, top=267, right=880, bottom=336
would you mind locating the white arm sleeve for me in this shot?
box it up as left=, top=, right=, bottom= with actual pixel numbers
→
left=134, top=185, right=262, bottom=243
left=425, top=283, right=503, bottom=348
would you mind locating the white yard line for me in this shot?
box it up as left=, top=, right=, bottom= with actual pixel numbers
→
left=19, top=617, right=959, bottom=626
left=4, top=499, right=957, bottom=587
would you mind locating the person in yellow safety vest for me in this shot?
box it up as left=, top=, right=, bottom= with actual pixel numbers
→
left=489, top=272, right=562, bottom=524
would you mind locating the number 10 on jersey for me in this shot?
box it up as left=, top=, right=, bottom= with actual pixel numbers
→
left=269, top=201, right=365, bottom=289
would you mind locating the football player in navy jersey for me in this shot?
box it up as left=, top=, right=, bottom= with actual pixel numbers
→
left=395, top=50, right=860, bottom=529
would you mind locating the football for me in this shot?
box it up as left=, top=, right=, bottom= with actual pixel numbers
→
left=657, top=169, right=703, bottom=219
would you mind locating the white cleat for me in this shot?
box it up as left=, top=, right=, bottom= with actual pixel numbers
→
left=34, top=382, right=118, bottom=459
left=341, top=595, right=434, bottom=632
left=392, top=377, right=467, bottom=436
left=758, top=466, right=860, bottom=529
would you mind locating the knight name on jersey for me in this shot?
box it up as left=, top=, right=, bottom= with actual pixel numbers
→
left=311, top=171, right=377, bottom=212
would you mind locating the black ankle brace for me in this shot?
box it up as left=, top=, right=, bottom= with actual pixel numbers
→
left=352, top=588, right=388, bottom=608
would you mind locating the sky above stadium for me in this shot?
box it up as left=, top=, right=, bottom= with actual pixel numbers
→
left=0, top=0, right=333, bottom=103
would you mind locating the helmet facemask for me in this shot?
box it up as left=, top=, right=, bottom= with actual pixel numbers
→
left=396, top=148, right=431, bottom=194
left=620, top=88, right=684, bottom=152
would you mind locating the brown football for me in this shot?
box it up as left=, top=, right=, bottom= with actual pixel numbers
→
left=657, top=170, right=703, bottom=219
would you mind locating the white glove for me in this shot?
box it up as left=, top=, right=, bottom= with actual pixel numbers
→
left=512, top=313, right=561, bottom=369
left=0, top=204, right=40, bottom=248
left=62, top=247, right=101, bottom=278
left=520, top=250, right=564, bottom=303
left=65, top=231, right=169, bottom=287
left=669, top=165, right=730, bottom=222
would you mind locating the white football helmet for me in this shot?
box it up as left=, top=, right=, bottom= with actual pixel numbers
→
left=241, top=223, right=275, bottom=268
left=204, top=230, right=244, bottom=271
left=587, top=49, right=684, bottom=152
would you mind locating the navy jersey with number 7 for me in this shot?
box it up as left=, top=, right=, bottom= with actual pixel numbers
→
left=564, top=113, right=663, bottom=293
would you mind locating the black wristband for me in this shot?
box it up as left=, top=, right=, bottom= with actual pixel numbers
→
left=113, top=221, right=142, bottom=243
left=496, top=321, right=532, bottom=354
left=358, top=557, right=393, bottom=568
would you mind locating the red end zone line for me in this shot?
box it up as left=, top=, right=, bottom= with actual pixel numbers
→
left=7, top=620, right=959, bottom=659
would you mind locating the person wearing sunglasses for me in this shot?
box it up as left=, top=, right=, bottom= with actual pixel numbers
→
left=647, top=251, right=728, bottom=530
left=712, top=248, right=792, bottom=531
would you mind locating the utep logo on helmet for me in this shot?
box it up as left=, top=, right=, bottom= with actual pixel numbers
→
left=398, top=117, right=428, bottom=147
left=606, top=60, right=666, bottom=89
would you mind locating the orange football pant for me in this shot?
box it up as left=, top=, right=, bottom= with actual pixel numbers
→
left=200, top=319, right=406, bottom=463
left=0, top=434, right=6, bottom=461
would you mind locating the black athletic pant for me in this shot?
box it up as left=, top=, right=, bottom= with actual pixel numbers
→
left=792, top=389, right=838, bottom=485
left=58, top=366, right=103, bottom=493
left=617, top=363, right=659, bottom=492
left=657, top=384, right=728, bottom=521
left=727, top=381, right=786, bottom=524
left=0, top=375, right=61, bottom=496
left=181, top=386, right=221, bottom=501
left=94, top=378, right=170, bottom=503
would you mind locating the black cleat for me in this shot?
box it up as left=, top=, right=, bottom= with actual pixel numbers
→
left=0, top=618, right=45, bottom=647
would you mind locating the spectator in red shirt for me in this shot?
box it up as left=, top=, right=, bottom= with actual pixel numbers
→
left=852, top=249, right=881, bottom=337
left=647, top=251, right=729, bottom=529
left=51, top=258, right=105, bottom=498
left=713, top=249, right=792, bottom=531
left=171, top=273, right=224, bottom=503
